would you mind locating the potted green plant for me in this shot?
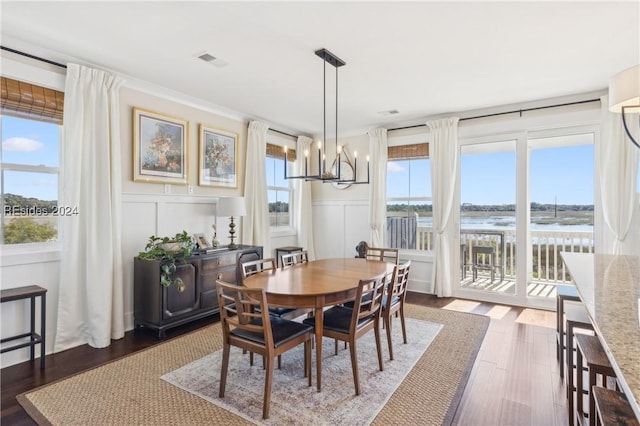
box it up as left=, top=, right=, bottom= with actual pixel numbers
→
left=137, top=230, right=195, bottom=290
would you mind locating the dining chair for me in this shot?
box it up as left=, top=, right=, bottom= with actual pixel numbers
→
left=280, top=250, right=309, bottom=267
left=365, top=247, right=400, bottom=265
left=303, top=273, right=386, bottom=395
left=382, top=261, right=411, bottom=360
left=216, top=280, right=313, bottom=420
left=241, top=257, right=277, bottom=278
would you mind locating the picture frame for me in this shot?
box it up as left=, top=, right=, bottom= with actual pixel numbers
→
left=193, top=233, right=211, bottom=250
left=199, top=125, right=238, bottom=188
left=133, top=107, right=189, bottom=184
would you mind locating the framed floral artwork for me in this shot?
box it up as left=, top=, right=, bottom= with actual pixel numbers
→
left=133, top=107, right=188, bottom=184
left=199, top=125, right=238, bottom=188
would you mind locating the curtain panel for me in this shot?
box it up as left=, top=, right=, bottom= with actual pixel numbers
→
left=368, top=129, right=388, bottom=247
left=596, top=95, right=640, bottom=254
left=242, top=120, right=271, bottom=256
left=55, top=63, right=124, bottom=351
left=428, top=117, right=459, bottom=298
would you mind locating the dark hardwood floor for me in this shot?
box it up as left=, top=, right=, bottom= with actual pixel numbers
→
left=1, top=293, right=567, bottom=425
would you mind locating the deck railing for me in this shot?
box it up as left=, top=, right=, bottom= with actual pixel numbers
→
left=413, top=225, right=594, bottom=284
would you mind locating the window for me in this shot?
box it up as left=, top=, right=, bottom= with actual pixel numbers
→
left=1, top=76, right=64, bottom=246
left=1, top=115, right=61, bottom=244
left=386, top=143, right=431, bottom=250
left=265, top=144, right=293, bottom=230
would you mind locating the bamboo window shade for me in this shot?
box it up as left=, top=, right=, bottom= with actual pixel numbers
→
left=266, top=143, right=297, bottom=161
left=387, top=143, right=429, bottom=160
left=1, top=76, right=64, bottom=125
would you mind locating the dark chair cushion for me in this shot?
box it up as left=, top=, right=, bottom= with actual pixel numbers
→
left=231, top=317, right=313, bottom=348
left=381, top=294, right=400, bottom=311
left=268, top=307, right=297, bottom=317
left=303, top=306, right=373, bottom=334
left=254, top=306, right=298, bottom=317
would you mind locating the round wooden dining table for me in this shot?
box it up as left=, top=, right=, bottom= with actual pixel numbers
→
left=242, top=257, right=394, bottom=391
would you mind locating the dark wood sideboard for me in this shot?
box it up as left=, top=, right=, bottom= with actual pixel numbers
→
left=134, top=245, right=262, bottom=337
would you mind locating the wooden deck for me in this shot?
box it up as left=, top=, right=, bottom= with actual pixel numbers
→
left=460, top=274, right=559, bottom=298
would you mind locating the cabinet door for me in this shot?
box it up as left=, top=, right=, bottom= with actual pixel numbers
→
left=200, top=266, right=236, bottom=309
left=162, top=262, right=199, bottom=320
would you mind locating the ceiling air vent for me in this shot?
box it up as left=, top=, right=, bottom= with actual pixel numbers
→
left=378, top=109, right=400, bottom=116
left=194, top=51, right=229, bottom=68
left=198, top=53, right=216, bottom=62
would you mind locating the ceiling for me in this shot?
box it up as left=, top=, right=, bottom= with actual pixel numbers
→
left=1, top=1, right=638, bottom=137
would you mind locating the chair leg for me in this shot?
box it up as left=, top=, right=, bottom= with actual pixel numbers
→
left=400, top=304, right=407, bottom=344
left=305, top=340, right=312, bottom=386
left=349, top=338, right=360, bottom=396
left=219, top=343, right=230, bottom=397
left=374, top=317, right=384, bottom=372
left=385, top=313, right=394, bottom=361
left=263, top=356, right=274, bottom=419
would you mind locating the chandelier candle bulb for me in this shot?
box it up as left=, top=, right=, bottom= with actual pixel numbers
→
left=305, top=149, right=308, bottom=175
left=318, top=141, right=322, bottom=175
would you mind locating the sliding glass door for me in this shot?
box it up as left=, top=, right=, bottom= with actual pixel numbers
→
left=454, top=127, right=596, bottom=308
left=458, top=138, right=518, bottom=302
left=526, top=132, right=595, bottom=306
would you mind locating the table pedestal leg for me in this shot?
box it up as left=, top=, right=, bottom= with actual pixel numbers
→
left=315, top=306, right=323, bottom=392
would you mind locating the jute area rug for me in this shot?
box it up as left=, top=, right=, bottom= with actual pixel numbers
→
left=18, top=304, right=489, bottom=425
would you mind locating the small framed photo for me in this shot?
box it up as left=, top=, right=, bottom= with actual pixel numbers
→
left=194, top=233, right=211, bottom=250
left=133, top=107, right=188, bottom=184
left=199, top=125, right=238, bottom=188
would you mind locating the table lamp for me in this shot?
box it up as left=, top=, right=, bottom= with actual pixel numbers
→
left=217, top=196, right=246, bottom=249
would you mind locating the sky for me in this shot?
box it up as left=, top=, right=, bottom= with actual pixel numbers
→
left=1, top=115, right=59, bottom=201
left=387, top=143, right=597, bottom=206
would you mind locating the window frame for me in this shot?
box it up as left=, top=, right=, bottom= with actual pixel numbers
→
left=265, top=142, right=295, bottom=235
left=1, top=56, right=66, bottom=260
left=386, top=146, right=432, bottom=252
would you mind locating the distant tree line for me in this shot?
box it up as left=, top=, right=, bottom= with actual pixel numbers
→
left=268, top=201, right=289, bottom=213
left=4, top=193, right=57, bottom=210
left=388, top=202, right=593, bottom=212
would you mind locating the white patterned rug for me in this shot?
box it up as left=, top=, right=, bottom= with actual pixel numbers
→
left=162, top=318, right=442, bottom=425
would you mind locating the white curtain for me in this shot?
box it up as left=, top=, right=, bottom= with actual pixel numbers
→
left=596, top=95, right=640, bottom=255
left=55, top=64, right=124, bottom=351
left=293, top=136, right=316, bottom=260
left=368, top=128, right=388, bottom=246
left=242, top=120, right=271, bottom=256
left=428, top=117, right=460, bottom=297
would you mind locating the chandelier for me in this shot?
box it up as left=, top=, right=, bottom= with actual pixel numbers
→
left=284, top=48, right=369, bottom=184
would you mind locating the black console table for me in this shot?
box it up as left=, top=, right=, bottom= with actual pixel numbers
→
left=1, top=285, right=47, bottom=369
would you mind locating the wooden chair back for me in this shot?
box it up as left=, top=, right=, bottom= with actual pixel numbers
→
left=351, top=273, right=386, bottom=332
left=365, top=247, right=399, bottom=265
left=386, top=261, right=411, bottom=311
left=240, top=257, right=276, bottom=281
left=280, top=251, right=309, bottom=267
left=216, top=280, right=273, bottom=351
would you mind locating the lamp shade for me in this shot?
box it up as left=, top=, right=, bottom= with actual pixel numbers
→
left=609, top=64, right=640, bottom=112
left=217, top=196, right=246, bottom=217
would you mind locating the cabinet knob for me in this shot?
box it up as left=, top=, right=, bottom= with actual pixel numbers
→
left=217, top=259, right=221, bottom=266
left=217, top=273, right=222, bottom=280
